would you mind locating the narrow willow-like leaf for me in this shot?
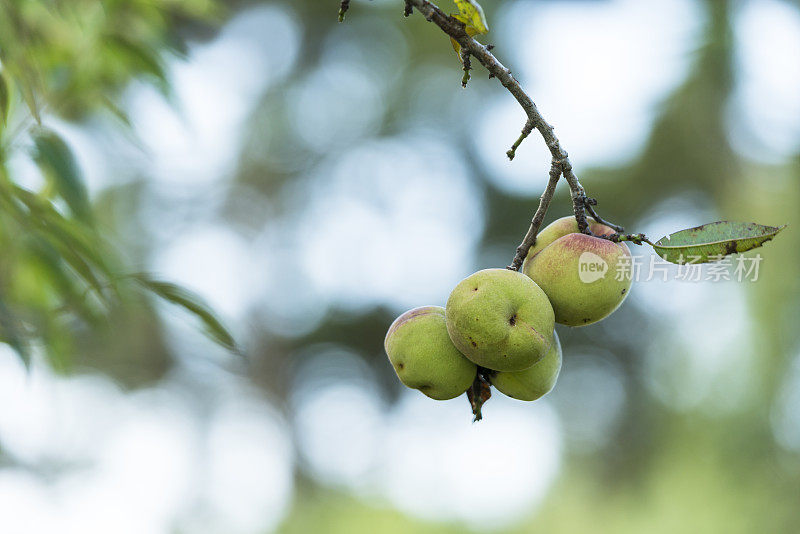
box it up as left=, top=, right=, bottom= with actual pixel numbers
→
left=0, top=298, right=30, bottom=368
left=40, top=314, right=73, bottom=373
left=106, top=35, right=169, bottom=94
left=0, top=71, right=9, bottom=126
left=26, top=237, right=103, bottom=323
left=134, top=275, right=239, bottom=353
left=10, top=186, right=116, bottom=303
left=33, top=130, right=93, bottom=223
left=17, top=77, right=40, bottom=125
left=12, top=186, right=111, bottom=274
left=99, top=95, right=133, bottom=129
left=652, top=221, right=785, bottom=264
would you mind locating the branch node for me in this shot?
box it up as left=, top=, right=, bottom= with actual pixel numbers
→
left=572, top=193, right=591, bottom=234
left=507, top=122, right=535, bottom=161
left=582, top=196, right=625, bottom=232
left=460, top=49, right=472, bottom=88
left=338, top=0, right=351, bottom=22
left=404, top=0, right=413, bottom=17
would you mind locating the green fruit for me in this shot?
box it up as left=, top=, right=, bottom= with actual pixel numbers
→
left=525, top=216, right=618, bottom=260
left=490, top=331, right=562, bottom=401
left=445, top=268, right=555, bottom=372
left=384, top=306, right=477, bottom=400
left=522, top=219, right=632, bottom=327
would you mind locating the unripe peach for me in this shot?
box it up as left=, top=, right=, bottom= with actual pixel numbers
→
left=490, top=331, right=562, bottom=401
left=524, top=216, right=618, bottom=260
left=384, top=306, right=477, bottom=400
left=445, top=269, right=555, bottom=372
left=522, top=217, right=631, bottom=326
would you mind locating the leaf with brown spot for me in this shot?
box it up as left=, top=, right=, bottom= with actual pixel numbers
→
left=652, top=221, right=786, bottom=264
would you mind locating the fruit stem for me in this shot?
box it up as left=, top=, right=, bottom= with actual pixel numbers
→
left=597, top=232, right=653, bottom=246
left=507, top=159, right=563, bottom=271
left=467, top=367, right=493, bottom=422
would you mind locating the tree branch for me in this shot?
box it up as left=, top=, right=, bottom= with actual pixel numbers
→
left=342, top=0, right=596, bottom=258
left=507, top=159, right=562, bottom=271
left=406, top=3, right=570, bottom=160
left=405, top=0, right=590, bottom=238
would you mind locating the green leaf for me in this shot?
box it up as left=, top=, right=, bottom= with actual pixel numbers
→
left=11, top=186, right=116, bottom=299
left=99, top=96, right=133, bottom=129
left=26, top=237, right=103, bottom=323
left=453, top=0, right=489, bottom=34
left=0, top=297, right=30, bottom=368
left=33, top=130, right=93, bottom=223
left=106, top=35, right=169, bottom=94
left=133, top=274, right=239, bottom=354
left=652, top=221, right=786, bottom=264
left=16, top=77, right=40, bottom=125
left=40, top=314, right=73, bottom=373
left=0, top=71, right=9, bottom=127
left=450, top=1, right=489, bottom=63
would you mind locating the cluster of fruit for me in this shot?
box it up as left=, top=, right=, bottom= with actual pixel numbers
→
left=384, top=216, right=633, bottom=404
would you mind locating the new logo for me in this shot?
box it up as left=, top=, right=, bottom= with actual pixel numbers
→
left=578, top=252, right=608, bottom=283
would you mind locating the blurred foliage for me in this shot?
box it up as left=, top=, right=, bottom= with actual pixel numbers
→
left=0, top=0, right=235, bottom=374
left=246, top=0, right=800, bottom=531
left=279, top=489, right=467, bottom=534
left=0, top=0, right=217, bottom=119
left=0, top=0, right=798, bottom=530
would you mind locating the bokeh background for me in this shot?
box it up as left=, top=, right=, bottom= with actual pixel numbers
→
left=0, top=0, right=799, bottom=532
